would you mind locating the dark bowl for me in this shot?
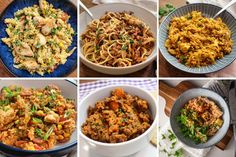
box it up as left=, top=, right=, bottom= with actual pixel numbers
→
left=0, top=80, right=77, bottom=157
left=170, top=88, right=230, bottom=148
left=0, top=0, right=77, bottom=77
left=159, top=3, right=236, bottom=74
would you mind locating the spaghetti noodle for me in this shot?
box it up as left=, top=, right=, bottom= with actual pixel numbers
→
left=81, top=11, right=155, bottom=67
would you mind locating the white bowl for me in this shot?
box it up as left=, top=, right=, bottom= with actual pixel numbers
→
left=0, top=79, right=77, bottom=156
left=79, top=3, right=157, bottom=75
left=79, top=85, right=157, bottom=157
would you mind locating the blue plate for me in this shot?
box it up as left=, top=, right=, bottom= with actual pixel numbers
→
left=0, top=0, right=77, bottom=77
left=159, top=3, right=236, bottom=74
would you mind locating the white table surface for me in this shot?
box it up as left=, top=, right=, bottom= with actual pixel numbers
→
left=80, top=137, right=157, bottom=157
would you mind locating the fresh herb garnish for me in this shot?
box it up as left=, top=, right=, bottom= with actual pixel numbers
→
left=32, top=117, right=43, bottom=123
left=2, top=86, right=21, bottom=98
left=0, top=99, right=10, bottom=106
left=159, top=4, right=175, bottom=19
left=35, top=128, right=44, bottom=138
left=43, top=126, right=54, bottom=140
left=122, top=44, right=128, bottom=50
left=35, top=42, right=41, bottom=48
left=51, top=28, right=57, bottom=35
left=13, top=29, right=20, bottom=35
left=14, top=40, right=21, bottom=46
left=129, top=39, right=134, bottom=44
left=31, top=105, right=37, bottom=113
left=64, top=109, right=72, bottom=118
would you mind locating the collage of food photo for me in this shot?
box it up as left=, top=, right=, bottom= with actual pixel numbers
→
left=0, top=0, right=236, bottom=157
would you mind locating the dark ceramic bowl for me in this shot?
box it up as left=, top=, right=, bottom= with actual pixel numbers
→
left=0, top=80, right=77, bottom=157
left=0, top=0, right=77, bottom=77
left=159, top=3, right=236, bottom=74
left=170, top=88, right=230, bottom=148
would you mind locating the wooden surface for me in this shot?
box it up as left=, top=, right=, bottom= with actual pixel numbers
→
left=159, top=81, right=233, bottom=150
left=80, top=0, right=157, bottom=77
left=159, top=0, right=205, bottom=77
left=0, top=0, right=77, bottom=77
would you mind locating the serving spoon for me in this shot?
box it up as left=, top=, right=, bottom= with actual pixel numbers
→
left=213, top=0, right=236, bottom=18
left=79, top=1, right=95, bottom=20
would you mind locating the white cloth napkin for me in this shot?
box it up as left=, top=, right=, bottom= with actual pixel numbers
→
left=187, top=0, right=236, bottom=77
left=92, top=0, right=157, bottom=14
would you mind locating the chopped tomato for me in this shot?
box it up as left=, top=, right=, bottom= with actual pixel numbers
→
left=34, top=144, right=44, bottom=150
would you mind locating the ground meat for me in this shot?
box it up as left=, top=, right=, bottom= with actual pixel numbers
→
left=82, top=88, right=153, bottom=143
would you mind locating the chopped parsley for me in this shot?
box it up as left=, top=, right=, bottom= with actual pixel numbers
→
left=51, top=28, right=57, bottom=35
left=159, top=4, right=175, bottom=19
left=122, top=44, right=128, bottom=50
left=32, top=117, right=43, bottom=123
left=43, top=126, right=54, bottom=140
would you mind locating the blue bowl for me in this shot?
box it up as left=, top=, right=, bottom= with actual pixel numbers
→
left=0, top=0, right=77, bottom=77
left=0, top=79, right=77, bottom=157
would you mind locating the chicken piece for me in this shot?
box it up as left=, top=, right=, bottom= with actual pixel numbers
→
left=16, top=42, right=34, bottom=57
left=37, top=33, right=46, bottom=46
left=44, top=111, right=60, bottom=123
left=22, top=59, right=39, bottom=70
left=59, top=12, right=69, bottom=22
left=41, top=19, right=55, bottom=36
left=33, top=16, right=45, bottom=27
left=0, top=107, right=16, bottom=130
left=33, top=16, right=55, bottom=35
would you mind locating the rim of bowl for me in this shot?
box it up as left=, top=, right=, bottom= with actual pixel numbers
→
left=159, top=3, right=236, bottom=74
left=0, top=79, right=77, bottom=153
left=79, top=85, right=157, bottom=147
left=79, top=3, right=157, bottom=70
left=170, top=88, right=230, bottom=148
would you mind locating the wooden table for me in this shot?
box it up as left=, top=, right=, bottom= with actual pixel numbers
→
left=0, top=0, right=77, bottom=77
left=159, top=0, right=205, bottom=77
left=80, top=0, right=157, bottom=77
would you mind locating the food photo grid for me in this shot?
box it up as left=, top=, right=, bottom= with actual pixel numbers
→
left=0, top=0, right=236, bottom=157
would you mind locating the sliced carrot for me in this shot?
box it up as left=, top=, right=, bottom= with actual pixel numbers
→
left=113, top=88, right=125, bottom=97
left=110, top=102, right=119, bottom=111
